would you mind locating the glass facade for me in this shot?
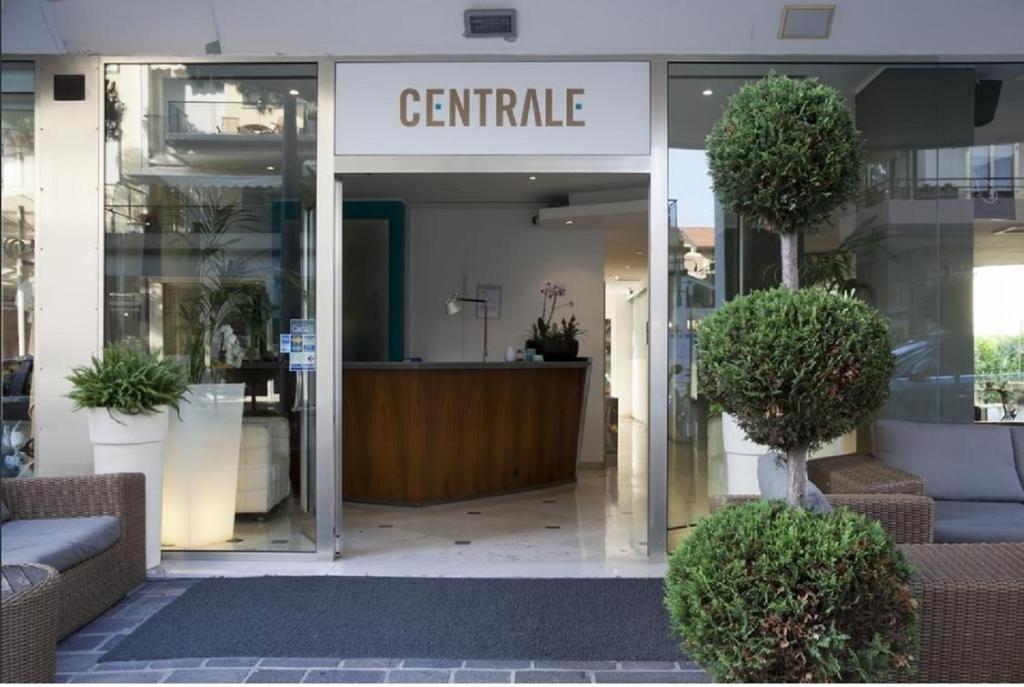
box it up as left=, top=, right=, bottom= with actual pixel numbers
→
left=104, top=63, right=319, bottom=552
left=1, top=61, right=35, bottom=478
left=667, top=63, right=1024, bottom=549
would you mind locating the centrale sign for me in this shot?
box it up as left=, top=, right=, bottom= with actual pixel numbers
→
left=335, top=62, right=650, bottom=156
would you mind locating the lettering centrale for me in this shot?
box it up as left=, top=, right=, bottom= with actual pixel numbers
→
left=399, top=88, right=586, bottom=127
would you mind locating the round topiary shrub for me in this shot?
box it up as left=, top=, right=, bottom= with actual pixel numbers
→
left=697, top=287, right=893, bottom=455
left=665, top=499, right=917, bottom=682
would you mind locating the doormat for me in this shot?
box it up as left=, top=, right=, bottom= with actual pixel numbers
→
left=101, top=576, right=686, bottom=662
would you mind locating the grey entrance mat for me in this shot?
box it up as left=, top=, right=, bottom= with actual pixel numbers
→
left=101, top=576, right=686, bottom=662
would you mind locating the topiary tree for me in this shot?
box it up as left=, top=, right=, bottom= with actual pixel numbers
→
left=706, top=73, right=862, bottom=290
left=665, top=499, right=918, bottom=682
left=698, top=287, right=893, bottom=505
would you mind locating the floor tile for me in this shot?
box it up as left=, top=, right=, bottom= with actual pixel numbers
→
left=401, top=659, right=464, bottom=669
left=533, top=661, right=617, bottom=671
left=206, top=657, right=262, bottom=668
left=164, top=668, right=252, bottom=683
left=247, top=669, right=309, bottom=683
left=514, top=671, right=592, bottom=683
left=303, top=669, right=387, bottom=683
left=343, top=659, right=403, bottom=669
left=58, top=634, right=110, bottom=652
left=55, top=653, right=102, bottom=673
left=454, top=670, right=513, bottom=683
left=387, top=669, right=453, bottom=682
left=262, top=658, right=342, bottom=668
left=594, top=671, right=711, bottom=683
left=148, top=658, right=206, bottom=669
left=464, top=661, right=532, bottom=670
left=92, top=660, right=151, bottom=671
left=619, top=661, right=680, bottom=671
left=71, top=672, right=166, bottom=683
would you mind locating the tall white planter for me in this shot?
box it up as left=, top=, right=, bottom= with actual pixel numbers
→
left=722, top=412, right=857, bottom=495
left=162, top=383, right=245, bottom=548
left=88, top=406, right=169, bottom=569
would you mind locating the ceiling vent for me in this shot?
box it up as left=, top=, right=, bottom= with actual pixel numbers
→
left=53, top=74, right=85, bottom=101
left=464, top=9, right=517, bottom=41
left=779, top=4, right=835, bottom=39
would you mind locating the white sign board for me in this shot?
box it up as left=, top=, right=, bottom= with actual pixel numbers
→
left=335, top=62, right=650, bottom=156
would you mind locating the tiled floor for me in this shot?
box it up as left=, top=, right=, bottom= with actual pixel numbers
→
left=159, top=419, right=664, bottom=579
left=55, top=580, right=709, bottom=683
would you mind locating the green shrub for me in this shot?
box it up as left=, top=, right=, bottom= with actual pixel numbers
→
left=705, top=73, right=862, bottom=239
left=665, top=500, right=917, bottom=682
left=697, top=287, right=893, bottom=453
left=67, top=343, right=188, bottom=416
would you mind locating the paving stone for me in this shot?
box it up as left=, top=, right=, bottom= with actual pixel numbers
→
left=97, top=635, right=125, bottom=651
left=261, top=657, right=341, bottom=668
left=343, top=659, right=403, bottom=669
left=206, top=657, right=262, bottom=668
left=164, top=668, right=252, bottom=683
left=91, top=660, right=151, bottom=671
left=454, top=669, right=512, bottom=683
left=595, top=671, right=709, bottom=683
left=247, top=669, right=309, bottom=683
left=402, top=659, right=464, bottom=669
left=56, top=653, right=102, bottom=673
left=464, top=661, right=532, bottom=670
left=514, top=671, right=592, bottom=683
left=619, top=661, right=681, bottom=671
left=304, top=669, right=387, bottom=683
left=534, top=661, right=617, bottom=671
left=71, top=671, right=166, bottom=683
left=148, top=658, right=207, bottom=669
left=387, top=669, right=453, bottom=682
left=74, top=616, right=140, bottom=635
left=58, top=633, right=110, bottom=652
left=53, top=675, right=74, bottom=683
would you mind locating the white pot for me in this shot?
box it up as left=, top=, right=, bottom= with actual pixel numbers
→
left=162, top=383, right=245, bottom=548
left=88, top=406, right=169, bottom=569
left=721, top=413, right=763, bottom=495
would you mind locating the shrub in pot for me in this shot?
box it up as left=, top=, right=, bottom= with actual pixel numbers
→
left=665, top=499, right=917, bottom=682
left=67, top=343, right=188, bottom=568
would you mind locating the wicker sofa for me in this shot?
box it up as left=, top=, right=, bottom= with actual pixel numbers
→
left=0, top=473, right=146, bottom=638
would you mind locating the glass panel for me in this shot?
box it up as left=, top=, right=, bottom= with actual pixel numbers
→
left=1, top=61, right=36, bottom=478
left=666, top=62, right=1024, bottom=551
left=104, top=63, right=318, bottom=552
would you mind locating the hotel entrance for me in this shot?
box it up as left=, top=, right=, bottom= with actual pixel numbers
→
left=335, top=172, right=652, bottom=573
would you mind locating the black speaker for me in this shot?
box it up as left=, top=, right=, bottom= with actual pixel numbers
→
left=53, top=74, right=86, bottom=101
left=975, top=79, right=1002, bottom=127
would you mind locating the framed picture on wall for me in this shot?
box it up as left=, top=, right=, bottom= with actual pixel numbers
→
left=476, top=284, right=501, bottom=319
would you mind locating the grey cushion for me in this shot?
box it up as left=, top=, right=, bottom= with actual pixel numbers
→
left=0, top=516, right=121, bottom=571
left=874, top=419, right=1024, bottom=502
left=0, top=499, right=10, bottom=524
left=933, top=500, right=1024, bottom=543
left=757, top=452, right=832, bottom=513
left=1010, top=425, right=1024, bottom=488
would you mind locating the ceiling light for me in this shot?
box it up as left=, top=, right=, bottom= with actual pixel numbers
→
left=625, top=265, right=631, bottom=270
left=266, top=165, right=275, bottom=171
left=635, top=250, right=644, bottom=256
left=701, top=88, right=713, bottom=96
left=563, top=219, right=574, bottom=225
left=528, top=175, right=537, bottom=181
left=614, top=276, right=620, bottom=280
left=779, top=4, right=835, bottom=39
left=288, top=89, right=300, bottom=96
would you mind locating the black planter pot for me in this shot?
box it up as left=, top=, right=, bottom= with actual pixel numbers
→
left=537, top=340, right=579, bottom=361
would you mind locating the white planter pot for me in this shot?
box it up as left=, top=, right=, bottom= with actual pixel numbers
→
left=88, top=406, right=169, bottom=569
left=162, top=383, right=245, bottom=548
left=721, top=413, right=857, bottom=495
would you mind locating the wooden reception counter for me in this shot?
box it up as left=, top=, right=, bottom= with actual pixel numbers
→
left=342, top=360, right=591, bottom=506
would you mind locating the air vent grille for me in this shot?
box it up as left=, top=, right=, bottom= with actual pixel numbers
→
left=53, top=74, right=86, bottom=101
left=464, top=9, right=517, bottom=41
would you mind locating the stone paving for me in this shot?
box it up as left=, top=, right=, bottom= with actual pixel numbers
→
left=55, top=580, right=709, bottom=683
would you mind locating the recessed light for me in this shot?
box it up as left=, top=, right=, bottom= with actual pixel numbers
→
left=625, top=265, right=631, bottom=270
left=701, top=88, right=713, bottom=96
left=528, top=175, right=537, bottom=181
left=266, top=165, right=275, bottom=171
left=288, top=89, right=300, bottom=96
left=635, top=250, right=644, bottom=256
left=614, top=275, right=620, bottom=280
left=564, top=219, right=574, bottom=225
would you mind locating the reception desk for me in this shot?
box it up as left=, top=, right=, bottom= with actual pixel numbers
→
left=342, top=360, right=591, bottom=506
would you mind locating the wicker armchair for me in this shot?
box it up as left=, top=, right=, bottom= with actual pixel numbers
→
left=808, top=452, right=925, bottom=495
left=1, top=473, right=147, bottom=638
left=711, top=492, right=934, bottom=544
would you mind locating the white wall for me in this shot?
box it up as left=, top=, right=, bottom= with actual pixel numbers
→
left=605, top=287, right=633, bottom=418
left=33, top=56, right=102, bottom=477
left=406, top=204, right=605, bottom=465
left=3, top=0, right=1023, bottom=59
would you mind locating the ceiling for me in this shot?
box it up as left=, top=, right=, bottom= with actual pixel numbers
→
left=341, top=172, right=649, bottom=283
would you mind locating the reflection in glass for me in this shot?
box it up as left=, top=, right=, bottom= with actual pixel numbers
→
left=1, top=61, right=36, bottom=478
left=667, top=63, right=1024, bottom=551
left=104, top=63, right=318, bottom=552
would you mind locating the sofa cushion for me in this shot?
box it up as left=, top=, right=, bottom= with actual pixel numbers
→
left=933, top=500, right=1024, bottom=543
left=757, top=452, right=832, bottom=513
left=0, top=516, right=121, bottom=571
left=1010, top=425, right=1024, bottom=487
left=874, top=420, right=1024, bottom=502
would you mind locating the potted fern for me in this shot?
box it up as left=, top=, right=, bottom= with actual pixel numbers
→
left=67, top=344, right=188, bottom=568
